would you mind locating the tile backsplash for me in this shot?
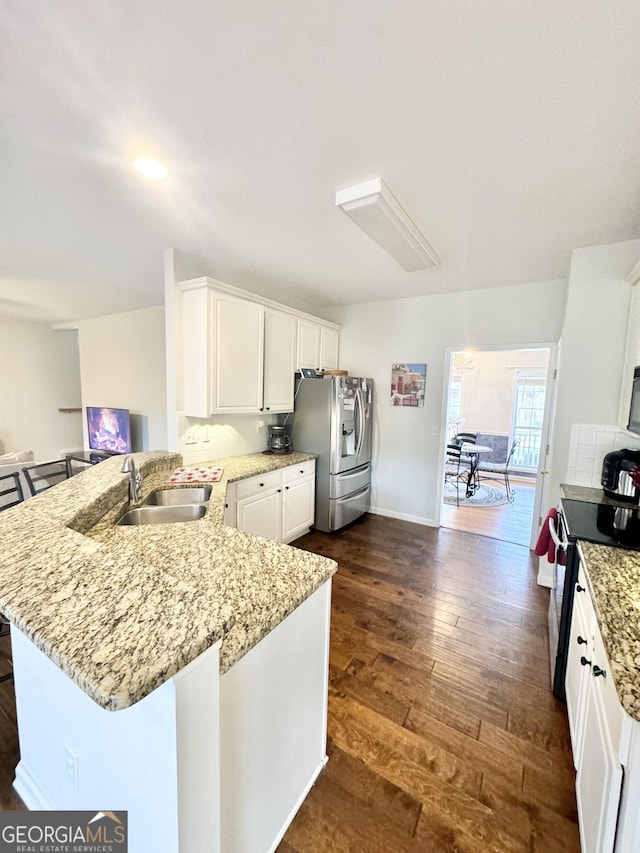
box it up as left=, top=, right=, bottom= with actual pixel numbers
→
left=177, top=412, right=277, bottom=465
left=566, top=424, right=640, bottom=488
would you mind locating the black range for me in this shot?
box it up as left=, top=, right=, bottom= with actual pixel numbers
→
left=562, top=498, right=640, bottom=550
left=551, top=497, right=640, bottom=700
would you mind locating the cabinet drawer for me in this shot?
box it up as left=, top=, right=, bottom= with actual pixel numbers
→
left=236, top=470, right=282, bottom=499
left=283, top=460, right=316, bottom=483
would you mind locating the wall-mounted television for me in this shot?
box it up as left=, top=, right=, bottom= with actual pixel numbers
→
left=86, top=407, right=132, bottom=455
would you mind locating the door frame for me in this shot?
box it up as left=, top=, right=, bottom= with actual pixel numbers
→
left=434, top=342, right=559, bottom=549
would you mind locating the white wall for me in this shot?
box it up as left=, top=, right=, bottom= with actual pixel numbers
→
left=456, top=348, right=549, bottom=436
left=326, top=279, right=566, bottom=525
left=0, top=319, right=83, bottom=460
left=77, top=306, right=168, bottom=451
left=548, top=239, right=640, bottom=502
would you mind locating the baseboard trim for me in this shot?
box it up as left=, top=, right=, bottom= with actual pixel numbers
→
left=13, top=760, right=51, bottom=810
left=267, top=754, right=328, bottom=853
left=368, top=506, right=437, bottom=527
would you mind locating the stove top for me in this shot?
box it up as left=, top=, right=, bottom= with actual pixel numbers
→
left=562, top=498, right=640, bottom=550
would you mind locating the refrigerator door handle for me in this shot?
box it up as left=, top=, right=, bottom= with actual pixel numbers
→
left=355, top=387, right=365, bottom=459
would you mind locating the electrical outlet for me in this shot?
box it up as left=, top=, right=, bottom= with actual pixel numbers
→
left=184, top=430, right=198, bottom=446
left=64, top=743, right=79, bottom=789
left=202, top=427, right=211, bottom=445
left=256, top=420, right=266, bottom=434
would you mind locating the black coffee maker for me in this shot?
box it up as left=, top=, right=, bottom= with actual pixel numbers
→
left=601, top=449, right=640, bottom=503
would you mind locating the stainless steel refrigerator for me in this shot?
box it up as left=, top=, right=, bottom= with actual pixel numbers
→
left=290, top=375, right=373, bottom=532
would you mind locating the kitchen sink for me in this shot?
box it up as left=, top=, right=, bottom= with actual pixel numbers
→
left=144, top=486, right=212, bottom=506
left=117, top=504, right=208, bottom=526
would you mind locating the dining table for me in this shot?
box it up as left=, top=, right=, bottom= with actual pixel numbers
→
left=459, top=442, right=494, bottom=498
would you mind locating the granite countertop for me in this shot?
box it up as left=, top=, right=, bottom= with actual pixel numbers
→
left=560, top=483, right=639, bottom=509
left=577, top=540, right=640, bottom=721
left=0, top=451, right=336, bottom=711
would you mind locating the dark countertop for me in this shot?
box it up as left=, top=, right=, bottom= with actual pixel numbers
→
left=560, top=483, right=640, bottom=509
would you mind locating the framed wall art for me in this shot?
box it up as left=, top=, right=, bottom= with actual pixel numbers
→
left=390, top=363, right=426, bottom=407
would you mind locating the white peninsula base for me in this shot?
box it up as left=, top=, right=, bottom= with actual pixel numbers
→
left=11, top=580, right=332, bottom=853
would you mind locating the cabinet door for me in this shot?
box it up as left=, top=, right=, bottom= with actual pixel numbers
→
left=297, top=320, right=321, bottom=369
left=264, top=309, right=296, bottom=413
left=576, top=674, right=623, bottom=853
left=212, top=294, right=264, bottom=413
left=565, top=570, right=594, bottom=767
left=236, top=490, right=282, bottom=541
left=282, top=476, right=315, bottom=543
left=182, top=286, right=211, bottom=418
left=320, top=327, right=340, bottom=370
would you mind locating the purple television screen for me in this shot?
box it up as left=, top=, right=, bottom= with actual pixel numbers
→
left=86, top=407, right=132, bottom=454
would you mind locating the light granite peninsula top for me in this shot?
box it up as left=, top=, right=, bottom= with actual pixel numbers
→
left=0, top=451, right=336, bottom=712
left=578, top=540, right=640, bottom=722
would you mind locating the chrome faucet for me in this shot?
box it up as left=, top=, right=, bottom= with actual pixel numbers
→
left=121, top=456, right=142, bottom=503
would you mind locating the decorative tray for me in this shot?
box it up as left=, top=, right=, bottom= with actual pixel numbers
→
left=167, top=466, right=224, bottom=484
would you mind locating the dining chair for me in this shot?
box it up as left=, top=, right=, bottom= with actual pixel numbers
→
left=0, top=472, right=24, bottom=511
left=444, top=444, right=473, bottom=506
left=22, top=460, right=70, bottom=497
left=476, top=437, right=521, bottom=502
left=0, top=472, right=25, bottom=685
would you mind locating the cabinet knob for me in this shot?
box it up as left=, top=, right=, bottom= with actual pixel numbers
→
left=577, top=635, right=587, bottom=645
left=576, top=584, right=585, bottom=592
left=285, top=485, right=289, bottom=490
left=299, top=469, right=304, bottom=473
left=580, top=656, right=592, bottom=667
left=277, top=489, right=281, bottom=493
left=266, top=407, right=270, bottom=411
left=259, top=482, right=264, bottom=487
left=593, top=665, right=606, bottom=678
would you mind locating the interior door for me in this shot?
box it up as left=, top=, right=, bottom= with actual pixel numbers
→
left=529, top=342, right=560, bottom=549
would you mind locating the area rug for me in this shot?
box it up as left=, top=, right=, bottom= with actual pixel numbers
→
left=443, top=482, right=509, bottom=507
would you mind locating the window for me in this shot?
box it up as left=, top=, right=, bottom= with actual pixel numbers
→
left=512, top=373, right=546, bottom=470
left=446, top=370, right=464, bottom=440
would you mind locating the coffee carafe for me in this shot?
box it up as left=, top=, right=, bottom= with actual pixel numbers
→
left=268, top=425, right=292, bottom=454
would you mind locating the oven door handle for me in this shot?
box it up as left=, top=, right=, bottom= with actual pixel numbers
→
left=549, top=515, right=568, bottom=551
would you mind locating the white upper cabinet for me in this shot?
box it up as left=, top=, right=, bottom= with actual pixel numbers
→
left=263, top=309, right=296, bottom=413
left=179, top=278, right=339, bottom=417
left=297, top=320, right=340, bottom=371
left=212, top=293, right=264, bottom=413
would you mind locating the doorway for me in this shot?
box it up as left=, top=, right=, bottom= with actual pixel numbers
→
left=440, top=346, right=554, bottom=547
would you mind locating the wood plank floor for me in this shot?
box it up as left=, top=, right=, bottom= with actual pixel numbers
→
left=279, top=514, right=579, bottom=852
left=0, top=515, right=579, bottom=851
left=441, top=480, right=536, bottom=547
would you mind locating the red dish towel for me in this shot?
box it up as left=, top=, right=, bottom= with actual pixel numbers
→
left=535, top=507, right=558, bottom=563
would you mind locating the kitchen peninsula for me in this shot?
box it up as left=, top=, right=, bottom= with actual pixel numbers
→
left=0, top=451, right=337, bottom=853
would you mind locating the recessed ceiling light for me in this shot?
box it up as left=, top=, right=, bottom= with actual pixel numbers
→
left=134, top=158, right=168, bottom=180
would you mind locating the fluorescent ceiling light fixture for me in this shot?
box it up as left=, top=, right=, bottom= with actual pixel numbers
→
left=134, top=157, right=168, bottom=180
left=335, top=178, right=438, bottom=271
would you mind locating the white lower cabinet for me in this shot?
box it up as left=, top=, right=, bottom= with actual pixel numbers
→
left=226, top=461, right=315, bottom=544
left=566, top=562, right=595, bottom=766
left=282, top=465, right=315, bottom=542
left=565, top=555, right=636, bottom=853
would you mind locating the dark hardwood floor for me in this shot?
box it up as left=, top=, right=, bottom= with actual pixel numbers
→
left=0, top=514, right=579, bottom=851
left=280, top=514, right=579, bottom=852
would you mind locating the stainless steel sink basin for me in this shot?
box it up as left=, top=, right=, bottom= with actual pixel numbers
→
left=117, top=504, right=207, bottom=526
left=144, top=486, right=212, bottom=506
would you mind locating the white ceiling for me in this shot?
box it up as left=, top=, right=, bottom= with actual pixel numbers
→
left=2, top=1, right=639, bottom=324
